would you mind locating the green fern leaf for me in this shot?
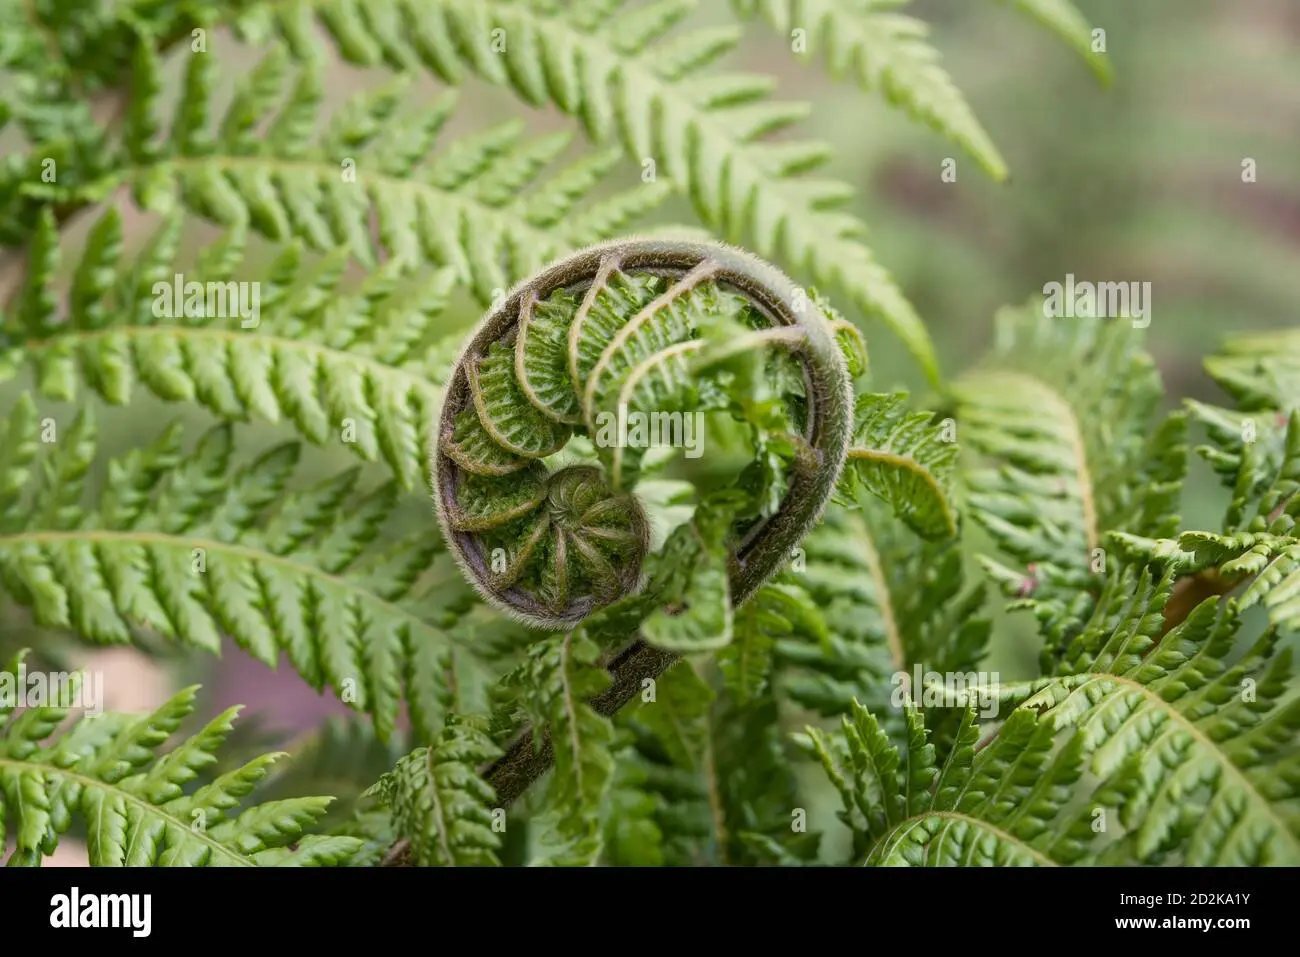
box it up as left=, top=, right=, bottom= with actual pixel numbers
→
left=1186, top=329, right=1300, bottom=482
left=118, top=43, right=670, bottom=303
left=365, top=714, right=502, bottom=866
left=776, top=500, right=988, bottom=730
left=989, top=0, right=1113, bottom=84
left=1201, top=327, right=1300, bottom=413
left=1023, top=573, right=1300, bottom=865
left=0, top=405, right=478, bottom=742
left=236, top=0, right=941, bottom=385
left=600, top=742, right=667, bottom=866
left=732, top=0, right=1007, bottom=180
left=720, top=581, right=825, bottom=705
left=953, top=305, right=1186, bottom=647
left=638, top=496, right=738, bottom=654
left=628, top=660, right=714, bottom=773
left=1111, top=413, right=1300, bottom=635
left=0, top=210, right=459, bottom=491
left=508, top=630, right=614, bottom=865
left=626, top=665, right=815, bottom=865
left=810, top=698, right=1093, bottom=865
left=836, top=391, right=958, bottom=540
left=0, top=659, right=359, bottom=866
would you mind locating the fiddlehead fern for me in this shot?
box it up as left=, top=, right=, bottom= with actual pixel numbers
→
left=430, top=237, right=858, bottom=812
left=434, top=238, right=856, bottom=625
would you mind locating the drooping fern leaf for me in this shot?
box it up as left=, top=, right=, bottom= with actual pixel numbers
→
left=0, top=654, right=360, bottom=866
left=988, top=0, right=1113, bottom=84
left=731, top=0, right=1008, bottom=180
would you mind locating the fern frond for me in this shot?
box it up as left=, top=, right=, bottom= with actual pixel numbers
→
left=0, top=4, right=210, bottom=247
left=507, top=630, right=614, bottom=865
left=953, top=305, right=1186, bottom=647
left=0, top=659, right=359, bottom=866
left=836, top=391, right=958, bottom=540
left=1201, top=327, right=1300, bottom=413
left=0, top=401, right=479, bottom=742
left=776, top=500, right=988, bottom=732
left=117, top=43, right=670, bottom=303
left=1023, top=574, right=1300, bottom=865
left=1186, top=328, right=1300, bottom=480
left=808, top=699, right=1092, bottom=865
left=732, top=0, right=1007, bottom=180
left=989, top=0, right=1113, bottom=84
left=617, top=665, right=716, bottom=865
left=600, top=741, right=667, bottom=866
left=1111, top=413, right=1300, bottom=635
left=365, top=714, right=502, bottom=866
left=234, top=0, right=941, bottom=384
left=720, top=581, right=824, bottom=706
left=711, top=690, right=819, bottom=864
left=625, top=663, right=816, bottom=865
left=0, top=209, right=459, bottom=491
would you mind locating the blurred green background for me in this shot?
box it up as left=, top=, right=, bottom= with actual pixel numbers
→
left=2, top=0, right=1297, bottom=863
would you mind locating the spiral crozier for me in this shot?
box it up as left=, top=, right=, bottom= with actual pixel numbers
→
left=432, top=238, right=855, bottom=631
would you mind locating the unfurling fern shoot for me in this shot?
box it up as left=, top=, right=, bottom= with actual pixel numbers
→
left=432, top=238, right=857, bottom=632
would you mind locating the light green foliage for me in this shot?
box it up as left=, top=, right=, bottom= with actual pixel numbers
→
left=814, top=560, right=1300, bottom=866
left=733, top=0, right=1009, bottom=179
left=989, top=0, right=1113, bottom=84
left=4, top=0, right=1293, bottom=872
